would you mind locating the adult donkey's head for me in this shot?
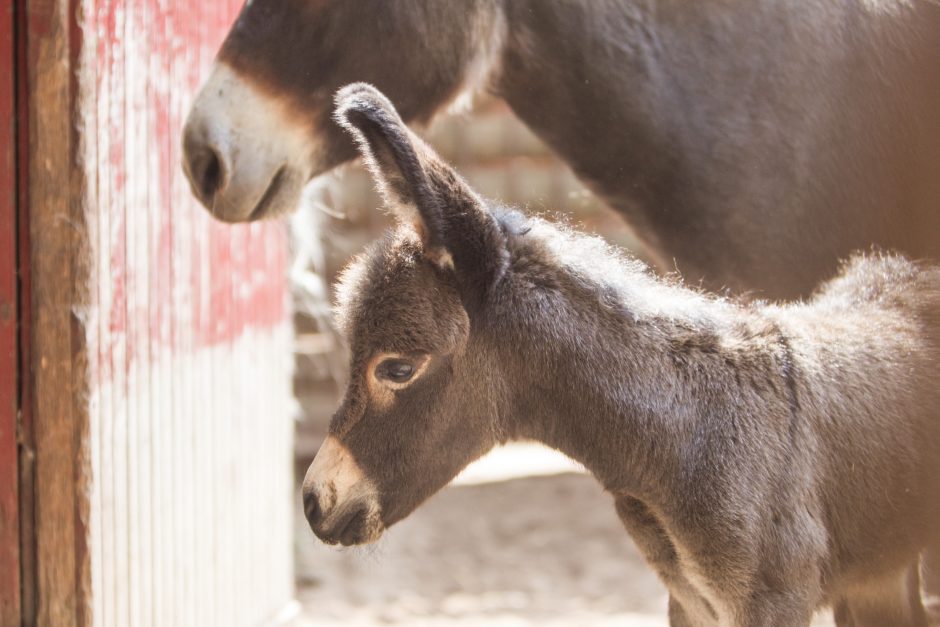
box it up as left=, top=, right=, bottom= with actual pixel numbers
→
left=302, top=83, right=511, bottom=545
left=182, top=0, right=504, bottom=222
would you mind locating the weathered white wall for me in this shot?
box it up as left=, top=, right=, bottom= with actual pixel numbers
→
left=77, top=1, right=296, bottom=624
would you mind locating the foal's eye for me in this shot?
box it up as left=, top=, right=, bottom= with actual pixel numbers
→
left=375, top=359, right=416, bottom=384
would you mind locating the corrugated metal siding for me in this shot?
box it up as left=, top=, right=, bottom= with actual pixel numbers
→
left=77, top=1, right=295, bottom=625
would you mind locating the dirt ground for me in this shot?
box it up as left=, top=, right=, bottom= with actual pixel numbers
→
left=292, top=469, right=837, bottom=626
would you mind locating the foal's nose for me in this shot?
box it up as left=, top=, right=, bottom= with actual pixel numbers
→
left=182, top=125, right=229, bottom=208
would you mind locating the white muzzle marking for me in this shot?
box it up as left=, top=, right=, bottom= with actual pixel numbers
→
left=303, top=435, right=384, bottom=544
left=183, top=62, right=320, bottom=222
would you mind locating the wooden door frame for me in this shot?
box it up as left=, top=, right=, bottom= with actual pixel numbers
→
left=1, top=0, right=22, bottom=623
left=28, top=0, right=90, bottom=622
left=5, top=0, right=90, bottom=624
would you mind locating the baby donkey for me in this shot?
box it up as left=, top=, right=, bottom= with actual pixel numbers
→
left=303, top=84, right=940, bottom=627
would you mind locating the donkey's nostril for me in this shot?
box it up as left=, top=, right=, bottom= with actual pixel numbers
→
left=186, top=146, right=226, bottom=205
left=303, top=488, right=322, bottom=528
left=338, top=506, right=368, bottom=546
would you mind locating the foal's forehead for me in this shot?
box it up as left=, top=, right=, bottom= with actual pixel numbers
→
left=332, top=231, right=435, bottom=337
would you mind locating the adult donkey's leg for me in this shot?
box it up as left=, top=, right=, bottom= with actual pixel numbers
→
left=839, top=565, right=928, bottom=627
left=833, top=599, right=855, bottom=627
left=924, top=546, right=940, bottom=624
left=668, top=596, right=697, bottom=627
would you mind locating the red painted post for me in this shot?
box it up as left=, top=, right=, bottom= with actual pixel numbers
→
left=0, top=0, right=21, bottom=623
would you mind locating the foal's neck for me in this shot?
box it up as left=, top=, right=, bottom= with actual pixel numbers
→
left=497, top=236, right=775, bottom=498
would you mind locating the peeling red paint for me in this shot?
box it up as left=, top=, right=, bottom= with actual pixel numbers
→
left=78, top=1, right=296, bottom=623
left=86, top=0, right=289, bottom=380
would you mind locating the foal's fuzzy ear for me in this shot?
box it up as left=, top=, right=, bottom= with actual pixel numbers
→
left=334, top=83, right=506, bottom=305
left=334, top=84, right=439, bottom=236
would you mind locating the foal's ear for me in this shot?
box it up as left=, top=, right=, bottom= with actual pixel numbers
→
left=334, top=83, right=506, bottom=304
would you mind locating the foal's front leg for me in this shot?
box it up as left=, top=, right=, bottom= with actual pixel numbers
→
left=615, top=497, right=720, bottom=624
left=732, top=591, right=817, bottom=627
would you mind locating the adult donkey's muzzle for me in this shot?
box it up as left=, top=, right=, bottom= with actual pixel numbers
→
left=181, top=129, right=227, bottom=208
left=182, top=62, right=315, bottom=223
left=302, top=435, right=384, bottom=546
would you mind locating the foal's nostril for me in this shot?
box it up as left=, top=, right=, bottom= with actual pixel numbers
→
left=186, top=146, right=226, bottom=205
left=338, top=507, right=368, bottom=547
left=303, top=488, right=322, bottom=528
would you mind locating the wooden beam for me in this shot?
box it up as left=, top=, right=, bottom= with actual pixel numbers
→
left=22, top=0, right=91, bottom=624
left=0, top=0, right=21, bottom=623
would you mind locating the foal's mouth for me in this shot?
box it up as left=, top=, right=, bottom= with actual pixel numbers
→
left=247, top=165, right=288, bottom=221
left=313, top=502, right=385, bottom=547
left=303, top=434, right=385, bottom=546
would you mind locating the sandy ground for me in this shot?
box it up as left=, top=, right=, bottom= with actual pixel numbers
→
left=292, top=445, right=837, bottom=626
left=294, top=472, right=670, bottom=626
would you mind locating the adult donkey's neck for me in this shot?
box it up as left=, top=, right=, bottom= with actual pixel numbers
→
left=491, top=219, right=788, bottom=500
left=489, top=0, right=940, bottom=298
left=495, top=0, right=682, bottom=253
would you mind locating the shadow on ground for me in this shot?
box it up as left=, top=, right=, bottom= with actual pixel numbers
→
left=294, top=473, right=667, bottom=626
left=293, top=471, right=837, bottom=626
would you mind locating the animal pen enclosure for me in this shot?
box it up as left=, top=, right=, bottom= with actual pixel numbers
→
left=3, top=0, right=296, bottom=624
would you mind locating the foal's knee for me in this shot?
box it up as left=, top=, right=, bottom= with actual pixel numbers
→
left=736, top=592, right=816, bottom=627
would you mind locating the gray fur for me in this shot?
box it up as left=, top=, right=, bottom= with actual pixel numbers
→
left=304, top=84, right=940, bottom=627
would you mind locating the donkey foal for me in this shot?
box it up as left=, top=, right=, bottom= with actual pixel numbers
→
left=302, top=83, right=940, bottom=627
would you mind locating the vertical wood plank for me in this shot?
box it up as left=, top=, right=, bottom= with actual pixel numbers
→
left=0, top=0, right=21, bottom=624
left=170, top=3, right=187, bottom=621
left=111, top=2, right=129, bottom=623
left=15, top=0, right=35, bottom=617
left=121, top=1, right=138, bottom=623
left=78, top=1, right=103, bottom=625
left=149, top=2, right=170, bottom=624
left=91, top=3, right=114, bottom=625
left=25, top=0, right=91, bottom=622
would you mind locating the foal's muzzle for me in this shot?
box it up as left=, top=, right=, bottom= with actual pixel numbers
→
left=302, top=436, right=384, bottom=546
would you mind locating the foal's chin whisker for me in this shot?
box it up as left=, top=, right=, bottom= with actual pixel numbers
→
left=353, top=541, right=387, bottom=561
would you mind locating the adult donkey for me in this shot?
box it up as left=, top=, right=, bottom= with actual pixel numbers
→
left=182, top=0, right=940, bottom=299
